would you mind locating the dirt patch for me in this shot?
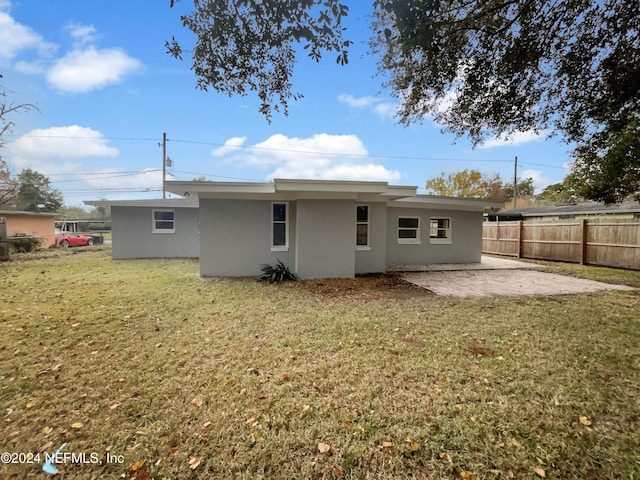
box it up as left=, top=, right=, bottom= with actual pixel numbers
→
left=289, top=273, right=428, bottom=299
left=403, top=269, right=637, bottom=297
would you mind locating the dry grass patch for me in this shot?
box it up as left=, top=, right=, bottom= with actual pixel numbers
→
left=1, top=249, right=639, bottom=479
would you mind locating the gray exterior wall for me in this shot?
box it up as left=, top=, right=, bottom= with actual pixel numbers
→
left=386, top=208, right=483, bottom=265
left=295, top=199, right=355, bottom=279
left=355, top=202, right=387, bottom=274
left=199, top=199, right=296, bottom=276
left=111, top=206, right=199, bottom=259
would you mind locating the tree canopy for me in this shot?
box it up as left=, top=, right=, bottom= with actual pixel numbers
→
left=425, top=169, right=504, bottom=199
left=168, top=0, right=640, bottom=203
left=16, top=169, right=63, bottom=213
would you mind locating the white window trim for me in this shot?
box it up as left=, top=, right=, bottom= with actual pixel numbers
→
left=152, top=209, right=175, bottom=234
left=271, top=202, right=289, bottom=252
left=356, top=204, right=370, bottom=251
left=397, top=216, right=421, bottom=244
left=429, top=217, right=452, bottom=244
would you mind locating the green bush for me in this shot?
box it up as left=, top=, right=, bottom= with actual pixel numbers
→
left=258, top=260, right=298, bottom=284
left=9, top=233, right=42, bottom=253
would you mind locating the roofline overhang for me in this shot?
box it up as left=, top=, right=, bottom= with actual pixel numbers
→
left=84, top=199, right=198, bottom=208
left=389, top=195, right=503, bottom=211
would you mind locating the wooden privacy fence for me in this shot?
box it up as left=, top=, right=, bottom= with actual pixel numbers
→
left=482, top=219, right=640, bottom=270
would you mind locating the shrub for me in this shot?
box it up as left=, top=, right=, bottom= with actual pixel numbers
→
left=258, top=260, right=298, bottom=284
left=9, top=233, right=42, bottom=253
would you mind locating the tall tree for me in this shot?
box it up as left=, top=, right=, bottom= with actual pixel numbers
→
left=168, top=1, right=639, bottom=202
left=0, top=158, right=17, bottom=208
left=16, top=169, right=63, bottom=213
left=425, top=169, right=504, bottom=199
left=504, top=177, right=534, bottom=201
left=1, top=75, right=36, bottom=208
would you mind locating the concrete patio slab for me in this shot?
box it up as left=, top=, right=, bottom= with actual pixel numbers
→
left=402, top=268, right=636, bottom=297
left=388, top=255, right=542, bottom=272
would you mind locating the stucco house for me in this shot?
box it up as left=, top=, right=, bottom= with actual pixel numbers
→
left=0, top=210, right=57, bottom=247
left=84, top=198, right=199, bottom=259
left=90, top=179, right=500, bottom=279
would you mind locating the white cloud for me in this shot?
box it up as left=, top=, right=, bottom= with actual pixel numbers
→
left=0, top=10, right=56, bottom=61
left=520, top=168, right=556, bottom=194
left=13, top=59, right=44, bottom=74
left=338, top=93, right=397, bottom=120
left=80, top=168, right=162, bottom=189
left=65, top=23, right=98, bottom=45
left=479, top=130, right=548, bottom=149
left=337, top=94, right=379, bottom=109
left=211, top=136, right=247, bottom=157
left=216, top=133, right=402, bottom=183
left=47, top=46, right=141, bottom=93
left=8, top=126, right=119, bottom=163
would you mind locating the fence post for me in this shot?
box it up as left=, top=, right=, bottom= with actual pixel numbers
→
left=579, top=218, right=587, bottom=265
left=517, top=220, right=523, bottom=258
left=0, top=217, right=9, bottom=262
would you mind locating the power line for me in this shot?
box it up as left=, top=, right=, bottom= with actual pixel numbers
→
left=7, top=132, right=518, bottom=164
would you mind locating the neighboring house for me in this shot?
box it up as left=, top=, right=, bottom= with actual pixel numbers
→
left=152, top=178, right=496, bottom=279
left=490, top=199, right=640, bottom=222
left=84, top=199, right=199, bottom=259
left=0, top=210, right=57, bottom=247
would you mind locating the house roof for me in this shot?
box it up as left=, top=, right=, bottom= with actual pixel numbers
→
left=499, top=198, right=640, bottom=217
left=84, top=198, right=199, bottom=208
left=0, top=210, right=58, bottom=217
left=164, top=179, right=503, bottom=211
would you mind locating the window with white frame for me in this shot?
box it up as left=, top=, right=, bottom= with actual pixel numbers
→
left=398, top=217, right=420, bottom=244
left=152, top=210, right=175, bottom=233
left=356, top=205, right=369, bottom=249
left=271, top=202, right=288, bottom=250
left=430, top=217, right=452, bottom=244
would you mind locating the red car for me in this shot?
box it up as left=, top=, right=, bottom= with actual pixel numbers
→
left=55, top=230, right=95, bottom=247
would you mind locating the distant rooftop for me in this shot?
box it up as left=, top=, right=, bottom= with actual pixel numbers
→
left=500, top=198, right=640, bottom=217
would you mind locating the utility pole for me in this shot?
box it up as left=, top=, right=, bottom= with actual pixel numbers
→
left=162, top=132, right=167, bottom=199
left=513, top=155, right=518, bottom=209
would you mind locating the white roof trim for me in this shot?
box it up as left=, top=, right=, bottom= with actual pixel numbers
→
left=84, top=199, right=199, bottom=208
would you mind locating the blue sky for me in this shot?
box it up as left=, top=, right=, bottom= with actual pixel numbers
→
left=1, top=1, right=571, bottom=207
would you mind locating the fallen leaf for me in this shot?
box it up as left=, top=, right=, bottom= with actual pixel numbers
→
left=130, top=460, right=145, bottom=472
left=71, top=422, right=83, bottom=429
left=191, top=396, right=203, bottom=408
left=455, top=403, right=463, bottom=412
left=381, top=441, right=393, bottom=448
left=109, top=402, right=121, bottom=410
left=251, top=430, right=260, bottom=441
left=51, top=363, right=63, bottom=371
left=245, top=416, right=258, bottom=427
left=318, top=442, right=331, bottom=454
left=579, top=416, right=592, bottom=426
left=511, top=438, right=523, bottom=450
left=188, top=456, right=201, bottom=469
left=26, top=402, right=34, bottom=409
left=42, top=426, right=53, bottom=435
left=332, top=464, right=343, bottom=475
left=411, top=443, right=420, bottom=452
left=533, top=467, right=546, bottom=477
left=439, top=452, right=453, bottom=465
left=134, top=471, right=150, bottom=480
left=202, top=421, right=212, bottom=429
left=39, top=441, right=54, bottom=452
left=460, top=472, right=473, bottom=480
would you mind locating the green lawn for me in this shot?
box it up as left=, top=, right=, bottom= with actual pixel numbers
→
left=1, top=249, right=639, bottom=479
